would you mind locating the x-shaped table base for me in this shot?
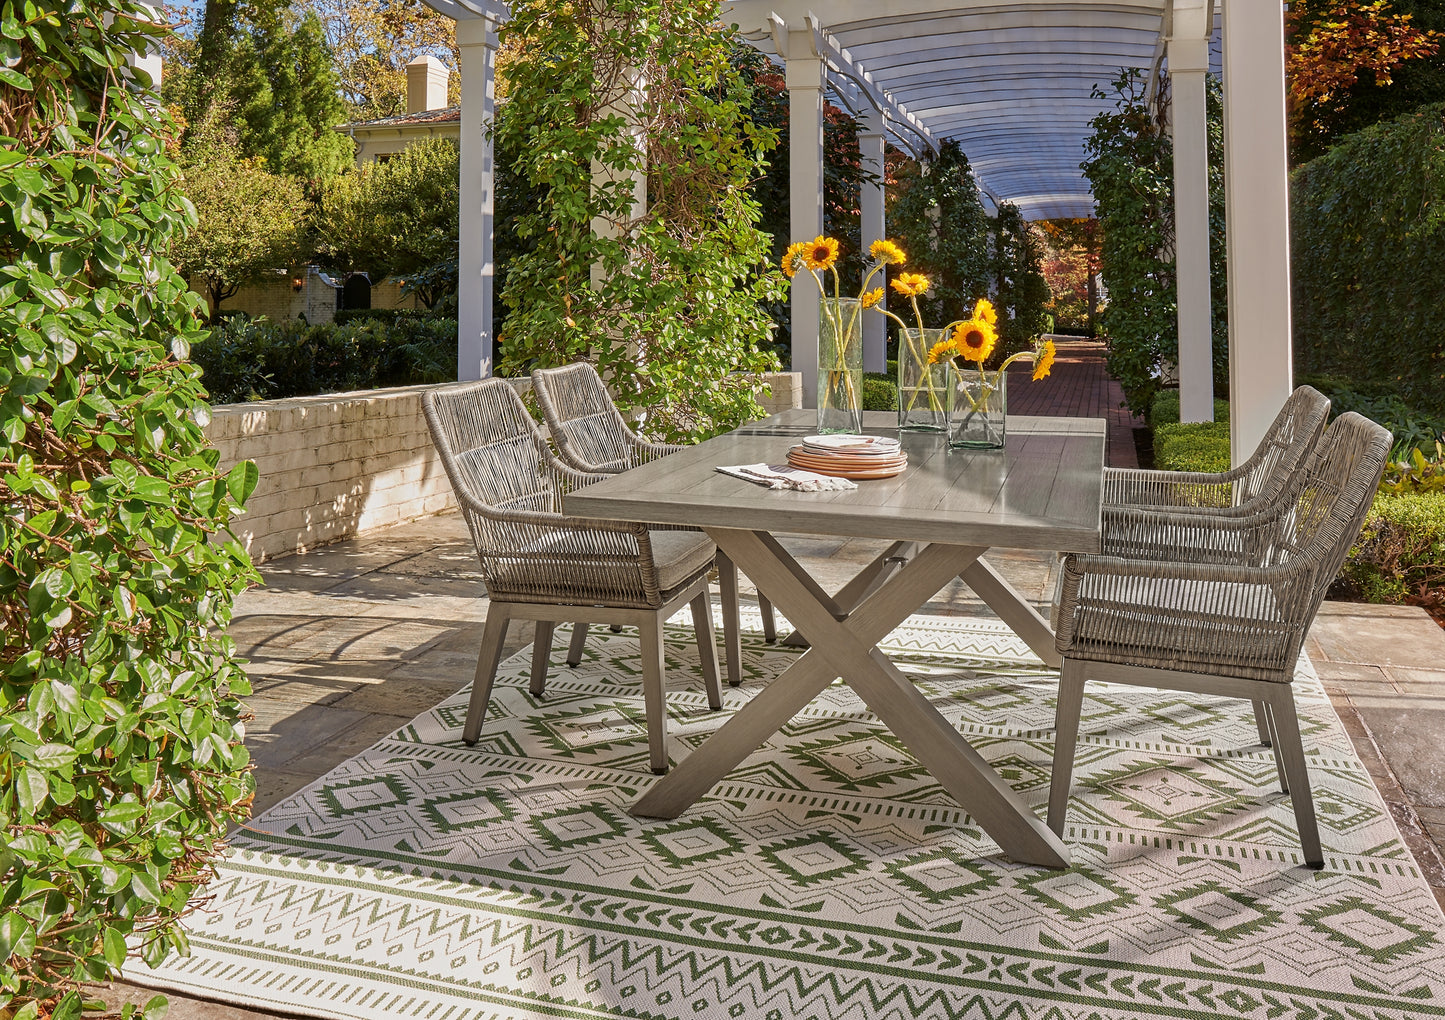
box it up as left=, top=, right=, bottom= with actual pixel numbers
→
left=630, top=528, right=1071, bottom=869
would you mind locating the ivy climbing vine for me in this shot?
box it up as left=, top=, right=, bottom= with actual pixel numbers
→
left=493, top=0, right=785, bottom=442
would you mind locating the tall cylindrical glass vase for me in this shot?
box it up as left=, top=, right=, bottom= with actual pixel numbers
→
left=818, top=297, right=864, bottom=435
left=897, top=328, right=950, bottom=432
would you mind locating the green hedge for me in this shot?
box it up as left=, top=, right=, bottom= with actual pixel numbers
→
left=1149, top=389, right=1230, bottom=427
left=1152, top=421, right=1231, bottom=473
left=1336, top=493, right=1445, bottom=613
left=1292, top=104, right=1445, bottom=409
left=863, top=373, right=898, bottom=412
left=192, top=316, right=457, bottom=403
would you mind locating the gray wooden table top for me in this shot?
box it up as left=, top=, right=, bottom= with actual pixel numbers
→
left=564, top=410, right=1105, bottom=552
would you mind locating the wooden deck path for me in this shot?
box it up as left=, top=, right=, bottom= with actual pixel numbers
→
left=1004, top=337, right=1141, bottom=468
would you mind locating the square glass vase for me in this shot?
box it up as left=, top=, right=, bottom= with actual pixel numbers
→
left=949, top=370, right=1006, bottom=449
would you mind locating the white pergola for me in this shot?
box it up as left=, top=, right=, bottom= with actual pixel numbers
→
left=430, top=0, right=1293, bottom=464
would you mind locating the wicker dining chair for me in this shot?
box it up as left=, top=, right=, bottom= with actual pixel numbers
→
left=1048, top=411, right=1391, bottom=867
left=1103, top=385, right=1330, bottom=517
left=422, top=378, right=724, bottom=775
left=532, top=361, right=779, bottom=685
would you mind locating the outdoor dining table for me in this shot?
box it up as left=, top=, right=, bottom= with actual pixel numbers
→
left=562, top=409, right=1105, bottom=868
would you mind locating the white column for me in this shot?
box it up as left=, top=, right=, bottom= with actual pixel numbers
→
left=787, top=37, right=826, bottom=406
left=858, top=105, right=888, bottom=375
left=125, top=3, right=162, bottom=92
left=1222, top=0, right=1293, bottom=464
left=456, top=16, right=498, bottom=381
left=1168, top=21, right=1213, bottom=423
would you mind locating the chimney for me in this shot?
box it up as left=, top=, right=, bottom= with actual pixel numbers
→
left=405, top=56, right=450, bottom=114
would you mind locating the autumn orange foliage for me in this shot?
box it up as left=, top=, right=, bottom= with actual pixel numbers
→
left=1286, top=0, right=1440, bottom=132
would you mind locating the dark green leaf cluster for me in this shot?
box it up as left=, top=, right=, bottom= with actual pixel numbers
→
left=192, top=314, right=458, bottom=402
left=888, top=140, right=992, bottom=330
left=1082, top=69, right=1228, bottom=415
left=990, top=202, right=1052, bottom=356
left=493, top=0, right=785, bottom=443
left=1291, top=104, right=1445, bottom=412
left=0, top=1, right=258, bottom=1011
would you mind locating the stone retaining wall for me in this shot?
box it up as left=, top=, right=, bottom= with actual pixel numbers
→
left=207, top=373, right=803, bottom=563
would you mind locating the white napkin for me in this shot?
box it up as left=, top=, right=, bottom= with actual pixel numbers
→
left=716, top=463, right=858, bottom=491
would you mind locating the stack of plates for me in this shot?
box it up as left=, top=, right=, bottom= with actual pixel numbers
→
left=786, top=434, right=907, bottom=479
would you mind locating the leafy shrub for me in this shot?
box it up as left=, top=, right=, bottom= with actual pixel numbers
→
left=862, top=373, right=898, bottom=412
left=1149, top=389, right=1230, bottom=427
left=332, top=308, right=439, bottom=327
left=1292, top=105, right=1445, bottom=411
left=1083, top=70, right=1228, bottom=416
left=0, top=2, right=257, bottom=1014
left=1381, top=443, right=1445, bottom=494
left=192, top=316, right=456, bottom=403
left=1296, top=375, right=1445, bottom=460
left=1335, top=493, right=1445, bottom=619
left=1152, top=421, right=1231, bottom=472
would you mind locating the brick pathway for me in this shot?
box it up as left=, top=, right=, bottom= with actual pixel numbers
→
left=1005, top=337, right=1141, bottom=468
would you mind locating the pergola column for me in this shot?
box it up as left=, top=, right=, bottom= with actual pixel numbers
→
left=591, top=70, right=648, bottom=290
left=858, top=105, right=888, bottom=374
left=787, top=32, right=826, bottom=406
left=1168, top=0, right=1214, bottom=423
left=456, top=15, right=499, bottom=380
left=1221, top=0, right=1293, bottom=464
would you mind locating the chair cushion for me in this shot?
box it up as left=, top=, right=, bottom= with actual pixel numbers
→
left=648, top=530, right=716, bottom=593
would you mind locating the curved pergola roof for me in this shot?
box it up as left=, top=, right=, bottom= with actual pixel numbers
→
left=726, top=0, right=1221, bottom=220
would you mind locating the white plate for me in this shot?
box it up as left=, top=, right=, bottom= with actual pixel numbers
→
left=801, top=434, right=901, bottom=456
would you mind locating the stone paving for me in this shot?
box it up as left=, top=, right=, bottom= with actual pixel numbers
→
left=101, top=508, right=1445, bottom=1018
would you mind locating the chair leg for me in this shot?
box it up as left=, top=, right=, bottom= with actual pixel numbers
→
left=1262, top=701, right=1289, bottom=794
left=1048, top=658, right=1088, bottom=836
left=1252, top=699, right=1273, bottom=746
left=639, top=616, right=669, bottom=775
left=610, top=624, right=624, bottom=633
left=530, top=621, right=555, bottom=697
left=716, top=550, right=744, bottom=687
left=566, top=622, right=589, bottom=667
left=463, top=604, right=512, bottom=746
left=691, top=591, right=723, bottom=711
left=1267, top=689, right=1324, bottom=868
left=759, top=592, right=778, bottom=643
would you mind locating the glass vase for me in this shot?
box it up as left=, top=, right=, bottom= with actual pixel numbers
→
left=897, top=328, right=950, bottom=432
left=817, top=297, right=864, bottom=434
left=949, top=369, right=1007, bottom=449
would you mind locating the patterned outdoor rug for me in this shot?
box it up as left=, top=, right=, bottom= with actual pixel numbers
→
left=132, top=612, right=1445, bottom=1020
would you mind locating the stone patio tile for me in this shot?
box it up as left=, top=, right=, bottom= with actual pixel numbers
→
left=1347, top=695, right=1445, bottom=808
left=1384, top=666, right=1445, bottom=693
left=1308, top=602, right=1445, bottom=668
left=246, top=675, right=359, bottom=706
left=329, top=677, right=466, bottom=716
left=277, top=712, right=416, bottom=777
left=243, top=702, right=376, bottom=770
left=1312, top=660, right=1391, bottom=684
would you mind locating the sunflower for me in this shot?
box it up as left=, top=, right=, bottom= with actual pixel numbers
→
left=952, top=319, right=997, bottom=364
left=1032, top=338, right=1057, bottom=381
left=869, top=239, right=906, bottom=265
left=781, top=241, right=807, bottom=278
left=891, top=272, right=930, bottom=298
left=926, top=338, right=957, bottom=365
left=860, top=287, right=884, bottom=309
left=802, top=235, right=840, bottom=271
left=974, top=297, right=998, bottom=328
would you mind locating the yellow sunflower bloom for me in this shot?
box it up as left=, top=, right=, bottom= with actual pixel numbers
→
left=952, top=319, right=997, bottom=364
left=974, top=297, right=998, bottom=328
left=802, top=235, right=840, bottom=271
left=891, top=272, right=930, bottom=298
left=860, top=287, right=884, bottom=309
left=1032, top=339, right=1057, bottom=381
left=869, top=239, right=906, bottom=265
left=781, top=241, right=807, bottom=278
left=926, top=338, right=957, bottom=365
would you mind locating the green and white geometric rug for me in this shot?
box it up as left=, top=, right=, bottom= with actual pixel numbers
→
left=133, top=612, right=1445, bottom=1019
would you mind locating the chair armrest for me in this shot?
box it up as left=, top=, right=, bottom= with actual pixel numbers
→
left=1101, top=503, right=1289, bottom=566
left=1103, top=465, right=1249, bottom=510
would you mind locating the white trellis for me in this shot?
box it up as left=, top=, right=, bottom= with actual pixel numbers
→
left=419, top=0, right=1292, bottom=462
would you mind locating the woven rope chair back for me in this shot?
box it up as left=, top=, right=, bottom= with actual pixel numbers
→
left=1237, top=385, right=1331, bottom=506
left=422, top=379, right=652, bottom=605
left=1267, top=411, right=1390, bottom=623
left=532, top=363, right=638, bottom=472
